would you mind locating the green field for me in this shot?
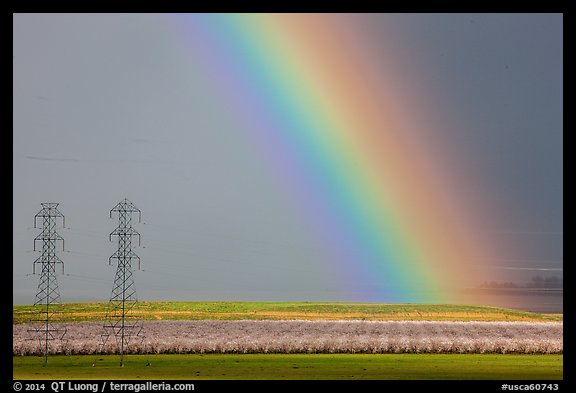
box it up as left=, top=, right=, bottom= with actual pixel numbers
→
left=14, top=302, right=562, bottom=380
left=13, top=353, right=563, bottom=380
left=12, top=301, right=562, bottom=323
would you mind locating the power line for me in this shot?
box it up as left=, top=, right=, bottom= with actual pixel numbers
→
left=480, top=266, right=563, bottom=272
left=27, top=203, right=67, bottom=366
left=95, top=198, right=144, bottom=367
left=61, top=273, right=111, bottom=283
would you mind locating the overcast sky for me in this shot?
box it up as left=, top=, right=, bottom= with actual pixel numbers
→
left=13, top=13, right=562, bottom=305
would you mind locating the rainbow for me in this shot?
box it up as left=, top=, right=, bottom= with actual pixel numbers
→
left=171, top=13, right=497, bottom=303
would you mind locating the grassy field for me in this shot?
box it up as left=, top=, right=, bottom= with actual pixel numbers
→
left=13, top=353, right=563, bottom=380
left=13, top=302, right=562, bottom=380
left=12, top=301, right=562, bottom=323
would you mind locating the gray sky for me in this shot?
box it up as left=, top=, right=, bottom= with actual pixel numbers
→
left=13, top=13, right=562, bottom=305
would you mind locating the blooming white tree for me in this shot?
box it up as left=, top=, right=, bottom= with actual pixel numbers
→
left=13, top=320, right=563, bottom=356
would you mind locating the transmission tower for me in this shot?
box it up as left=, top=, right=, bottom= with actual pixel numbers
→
left=27, top=203, right=67, bottom=366
left=97, top=198, right=143, bottom=367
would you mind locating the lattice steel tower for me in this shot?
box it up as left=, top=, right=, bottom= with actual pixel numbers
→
left=98, top=198, right=143, bottom=367
left=28, top=203, right=67, bottom=366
